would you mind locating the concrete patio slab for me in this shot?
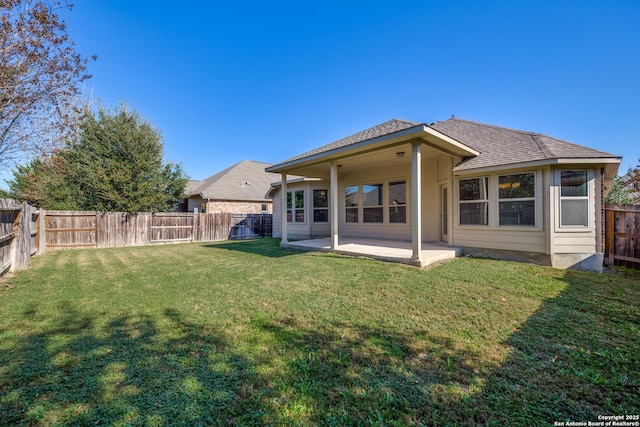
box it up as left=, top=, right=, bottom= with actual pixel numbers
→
left=281, top=237, right=461, bottom=268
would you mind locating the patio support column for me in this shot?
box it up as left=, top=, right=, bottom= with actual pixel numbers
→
left=330, top=161, right=339, bottom=249
left=281, top=173, right=288, bottom=244
left=411, top=141, right=422, bottom=262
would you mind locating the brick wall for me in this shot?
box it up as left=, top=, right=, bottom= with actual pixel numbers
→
left=206, top=200, right=272, bottom=214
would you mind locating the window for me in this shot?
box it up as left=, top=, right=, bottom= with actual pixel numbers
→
left=389, top=181, right=407, bottom=223
left=560, top=171, right=588, bottom=227
left=363, top=184, right=383, bottom=223
left=459, top=177, right=489, bottom=225
left=261, top=203, right=267, bottom=213
left=345, top=185, right=359, bottom=223
left=286, top=190, right=305, bottom=223
left=498, top=173, right=535, bottom=226
left=313, top=189, right=328, bottom=222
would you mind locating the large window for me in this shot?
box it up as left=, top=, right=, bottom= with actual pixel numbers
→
left=345, top=186, right=359, bottom=223
left=498, top=173, right=535, bottom=226
left=313, top=189, right=328, bottom=222
left=363, top=184, right=383, bottom=223
left=560, top=170, right=589, bottom=227
left=389, top=181, right=407, bottom=223
left=286, top=190, right=305, bottom=223
left=459, top=177, right=489, bottom=225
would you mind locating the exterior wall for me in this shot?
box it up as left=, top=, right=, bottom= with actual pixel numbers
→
left=271, top=182, right=323, bottom=239
left=338, top=164, right=413, bottom=241
left=549, top=166, right=600, bottom=255
left=206, top=200, right=271, bottom=214
left=452, top=166, right=547, bottom=253
left=187, top=197, right=271, bottom=214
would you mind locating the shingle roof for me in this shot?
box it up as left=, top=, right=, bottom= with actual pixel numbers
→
left=276, top=118, right=421, bottom=165
left=189, top=160, right=282, bottom=201
left=430, top=118, right=619, bottom=171
left=269, top=117, right=619, bottom=173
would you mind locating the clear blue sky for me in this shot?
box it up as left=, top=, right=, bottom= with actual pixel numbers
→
left=54, top=1, right=640, bottom=180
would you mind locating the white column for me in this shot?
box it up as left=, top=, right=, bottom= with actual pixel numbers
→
left=412, top=141, right=422, bottom=261
left=281, top=173, right=288, bottom=244
left=330, top=161, right=339, bottom=249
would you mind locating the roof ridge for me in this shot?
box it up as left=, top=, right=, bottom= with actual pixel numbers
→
left=446, top=117, right=537, bottom=137
left=528, top=134, right=551, bottom=159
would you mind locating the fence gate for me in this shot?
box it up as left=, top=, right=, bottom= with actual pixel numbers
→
left=605, top=203, right=640, bottom=270
left=150, top=213, right=194, bottom=243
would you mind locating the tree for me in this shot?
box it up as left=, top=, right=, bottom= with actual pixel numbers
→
left=0, top=0, right=91, bottom=170
left=605, top=175, right=637, bottom=204
left=9, top=104, right=188, bottom=212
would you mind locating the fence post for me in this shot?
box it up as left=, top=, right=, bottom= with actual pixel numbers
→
left=8, top=204, right=23, bottom=273
left=605, top=209, right=614, bottom=266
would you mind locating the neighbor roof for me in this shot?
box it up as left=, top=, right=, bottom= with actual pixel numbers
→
left=430, top=118, right=620, bottom=171
left=188, top=160, right=282, bottom=201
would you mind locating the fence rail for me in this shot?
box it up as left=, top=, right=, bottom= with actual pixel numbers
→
left=0, top=198, right=272, bottom=278
left=605, top=203, right=640, bottom=270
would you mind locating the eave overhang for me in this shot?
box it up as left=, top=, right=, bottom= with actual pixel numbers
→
left=266, top=124, right=479, bottom=174
left=452, top=157, right=621, bottom=179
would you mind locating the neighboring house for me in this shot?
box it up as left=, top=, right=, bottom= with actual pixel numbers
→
left=182, top=160, right=282, bottom=214
left=266, top=117, right=621, bottom=271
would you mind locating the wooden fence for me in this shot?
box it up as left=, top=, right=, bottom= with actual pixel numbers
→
left=605, top=203, right=640, bottom=270
left=0, top=199, right=39, bottom=277
left=0, top=198, right=272, bottom=278
left=43, top=211, right=272, bottom=250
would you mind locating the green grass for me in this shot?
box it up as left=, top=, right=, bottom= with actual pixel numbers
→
left=0, top=238, right=638, bottom=426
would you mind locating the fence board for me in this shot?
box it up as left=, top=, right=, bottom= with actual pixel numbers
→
left=605, top=203, right=640, bottom=270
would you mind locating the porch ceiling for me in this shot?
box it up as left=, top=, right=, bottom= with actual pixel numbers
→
left=281, top=142, right=449, bottom=179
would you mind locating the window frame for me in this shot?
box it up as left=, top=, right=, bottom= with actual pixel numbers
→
left=458, top=176, right=489, bottom=226
left=388, top=180, right=407, bottom=224
left=312, top=189, right=329, bottom=223
left=498, top=172, right=536, bottom=227
left=362, top=183, right=383, bottom=223
left=558, top=170, right=590, bottom=229
left=286, top=189, right=305, bottom=224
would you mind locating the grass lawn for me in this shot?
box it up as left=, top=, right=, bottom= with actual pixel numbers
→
left=0, top=238, right=638, bottom=426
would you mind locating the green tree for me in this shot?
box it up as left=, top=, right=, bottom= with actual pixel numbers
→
left=605, top=175, right=636, bottom=204
left=9, top=104, right=188, bottom=212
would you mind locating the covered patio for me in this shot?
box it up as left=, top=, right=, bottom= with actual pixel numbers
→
left=281, top=237, right=461, bottom=268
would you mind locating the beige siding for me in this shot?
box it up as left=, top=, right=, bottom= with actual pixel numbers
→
left=549, top=166, right=599, bottom=254
left=452, top=166, right=547, bottom=254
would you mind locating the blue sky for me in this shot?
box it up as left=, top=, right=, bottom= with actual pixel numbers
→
left=49, top=1, right=640, bottom=181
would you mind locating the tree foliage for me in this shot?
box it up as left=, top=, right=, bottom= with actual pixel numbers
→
left=9, top=104, right=188, bottom=212
left=605, top=175, right=637, bottom=204
left=0, top=0, right=91, bottom=170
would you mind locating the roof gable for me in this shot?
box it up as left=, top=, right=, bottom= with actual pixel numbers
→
left=278, top=119, right=421, bottom=165
left=189, top=160, right=281, bottom=201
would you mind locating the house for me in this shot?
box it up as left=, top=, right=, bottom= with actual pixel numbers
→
left=266, top=117, right=621, bottom=272
left=182, top=160, right=282, bottom=214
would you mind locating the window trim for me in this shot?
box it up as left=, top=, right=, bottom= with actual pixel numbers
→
left=388, top=180, right=407, bottom=224
left=558, top=169, right=591, bottom=230
left=458, top=176, right=489, bottom=226
left=498, top=172, right=536, bottom=227
left=312, top=189, right=329, bottom=223
left=341, top=179, right=409, bottom=226
left=286, top=189, right=306, bottom=224
left=362, top=183, right=383, bottom=223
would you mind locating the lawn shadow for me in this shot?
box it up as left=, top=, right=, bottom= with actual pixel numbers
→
left=463, top=268, right=640, bottom=425
left=203, top=237, right=301, bottom=258
left=0, top=304, right=276, bottom=425
left=1, top=267, right=638, bottom=425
